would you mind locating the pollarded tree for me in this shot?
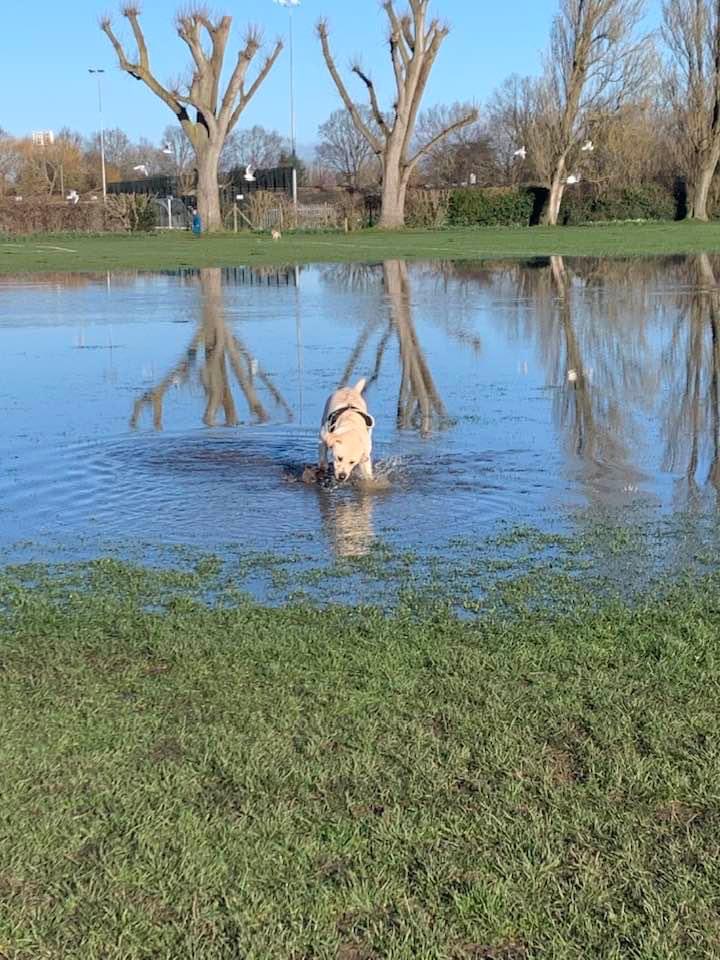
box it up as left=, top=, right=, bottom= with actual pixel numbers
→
left=101, top=7, right=283, bottom=231
left=663, top=0, right=720, bottom=220
left=317, top=1, right=478, bottom=228
left=525, top=0, right=650, bottom=225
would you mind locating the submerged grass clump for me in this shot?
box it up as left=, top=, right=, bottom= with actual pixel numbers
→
left=1, top=559, right=720, bottom=959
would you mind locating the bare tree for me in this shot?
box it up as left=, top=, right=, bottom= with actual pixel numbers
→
left=0, top=131, right=21, bottom=196
left=486, top=75, right=536, bottom=185
left=519, top=0, right=650, bottom=225
left=662, top=0, right=720, bottom=220
left=316, top=107, right=379, bottom=188
left=157, top=124, right=196, bottom=193
left=101, top=7, right=283, bottom=231
left=414, top=102, right=495, bottom=185
left=317, top=1, right=477, bottom=227
left=86, top=127, right=134, bottom=175
left=221, top=125, right=287, bottom=172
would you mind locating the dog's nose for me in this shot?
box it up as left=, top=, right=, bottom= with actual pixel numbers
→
left=337, top=472, right=347, bottom=481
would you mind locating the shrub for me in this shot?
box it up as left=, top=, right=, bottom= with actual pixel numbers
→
left=332, top=191, right=368, bottom=230
left=105, top=193, right=157, bottom=232
left=0, top=199, right=110, bottom=235
left=559, top=184, right=676, bottom=224
left=447, top=187, right=535, bottom=226
left=405, top=189, right=450, bottom=228
left=243, top=190, right=296, bottom=230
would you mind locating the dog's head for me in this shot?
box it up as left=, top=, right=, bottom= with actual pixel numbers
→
left=322, top=423, right=372, bottom=481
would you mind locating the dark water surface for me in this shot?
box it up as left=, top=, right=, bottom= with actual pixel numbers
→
left=3, top=256, right=720, bottom=595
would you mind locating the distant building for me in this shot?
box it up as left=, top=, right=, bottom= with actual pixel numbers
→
left=32, top=130, right=55, bottom=147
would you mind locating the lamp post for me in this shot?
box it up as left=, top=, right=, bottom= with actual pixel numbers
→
left=88, top=68, right=107, bottom=202
left=274, top=0, right=300, bottom=159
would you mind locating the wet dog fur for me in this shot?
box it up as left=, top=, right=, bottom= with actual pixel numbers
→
left=319, top=377, right=374, bottom=482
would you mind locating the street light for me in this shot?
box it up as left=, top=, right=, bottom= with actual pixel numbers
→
left=274, top=0, right=300, bottom=159
left=88, top=68, right=107, bottom=202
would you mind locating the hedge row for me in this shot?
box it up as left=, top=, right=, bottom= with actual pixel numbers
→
left=447, top=187, right=537, bottom=226
left=0, top=196, right=156, bottom=235
left=558, top=184, right=676, bottom=225
left=441, top=183, right=678, bottom=227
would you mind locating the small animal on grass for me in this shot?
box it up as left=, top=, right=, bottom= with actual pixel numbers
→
left=319, top=377, right=375, bottom=482
left=271, top=229, right=282, bottom=241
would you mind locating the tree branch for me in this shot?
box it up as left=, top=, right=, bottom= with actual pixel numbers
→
left=351, top=63, right=389, bottom=135
left=407, top=107, right=478, bottom=168
left=317, top=19, right=384, bottom=154
left=229, top=38, right=284, bottom=131
left=383, top=2, right=410, bottom=67
left=101, top=15, right=188, bottom=121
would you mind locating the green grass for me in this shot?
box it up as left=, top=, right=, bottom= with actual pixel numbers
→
left=2, top=562, right=720, bottom=959
left=4, top=220, right=720, bottom=274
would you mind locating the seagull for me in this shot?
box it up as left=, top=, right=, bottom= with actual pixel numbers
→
left=513, top=146, right=527, bottom=160
left=581, top=139, right=594, bottom=152
left=162, top=144, right=173, bottom=155
left=133, top=164, right=149, bottom=176
left=244, top=164, right=256, bottom=182
left=566, top=173, right=580, bottom=185
left=67, top=190, right=80, bottom=205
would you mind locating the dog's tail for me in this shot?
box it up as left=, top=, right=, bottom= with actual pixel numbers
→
left=353, top=377, right=367, bottom=394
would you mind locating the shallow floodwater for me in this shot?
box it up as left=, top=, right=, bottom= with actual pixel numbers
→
left=3, top=256, right=720, bottom=596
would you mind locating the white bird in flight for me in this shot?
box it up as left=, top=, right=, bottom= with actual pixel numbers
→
left=244, top=164, right=256, bottom=182
left=581, top=139, right=594, bottom=152
left=133, top=164, right=149, bottom=177
left=513, top=146, right=527, bottom=160
left=566, top=173, right=580, bottom=185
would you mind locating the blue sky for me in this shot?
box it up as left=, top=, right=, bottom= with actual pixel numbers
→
left=3, top=0, right=662, bottom=150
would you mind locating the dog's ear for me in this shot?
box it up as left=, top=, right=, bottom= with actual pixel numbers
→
left=322, top=428, right=336, bottom=447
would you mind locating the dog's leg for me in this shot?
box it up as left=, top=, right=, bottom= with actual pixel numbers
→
left=357, top=459, right=373, bottom=480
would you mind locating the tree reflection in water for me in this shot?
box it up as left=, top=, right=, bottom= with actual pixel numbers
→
left=130, top=267, right=292, bottom=429
left=662, top=253, right=720, bottom=502
left=335, top=259, right=449, bottom=437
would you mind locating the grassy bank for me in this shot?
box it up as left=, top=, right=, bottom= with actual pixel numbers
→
left=2, top=562, right=720, bottom=959
left=3, top=221, right=720, bottom=274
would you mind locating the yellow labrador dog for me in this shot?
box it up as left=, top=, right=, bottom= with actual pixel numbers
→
left=319, top=377, right=374, bottom=482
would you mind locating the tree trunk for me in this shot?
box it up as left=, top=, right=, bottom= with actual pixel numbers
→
left=542, top=171, right=566, bottom=226
left=195, top=147, right=222, bottom=232
left=378, top=157, right=407, bottom=229
left=688, top=162, right=716, bottom=221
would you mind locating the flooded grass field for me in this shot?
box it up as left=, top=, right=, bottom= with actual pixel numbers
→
left=3, top=254, right=720, bottom=600
left=5, top=254, right=720, bottom=960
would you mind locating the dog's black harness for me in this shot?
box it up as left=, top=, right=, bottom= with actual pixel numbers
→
left=325, top=405, right=374, bottom=432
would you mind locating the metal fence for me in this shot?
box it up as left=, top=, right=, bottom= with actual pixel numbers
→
left=151, top=197, right=193, bottom=230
